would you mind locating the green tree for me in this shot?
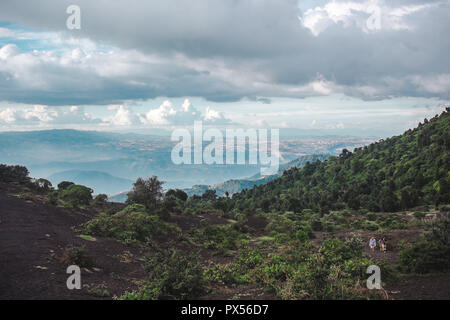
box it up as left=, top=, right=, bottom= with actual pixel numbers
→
left=60, top=184, right=93, bottom=207
left=58, top=181, right=75, bottom=190
left=165, top=189, right=188, bottom=202
left=0, top=164, right=29, bottom=183
left=127, top=176, right=164, bottom=211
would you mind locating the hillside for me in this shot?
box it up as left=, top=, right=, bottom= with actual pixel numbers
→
left=108, top=191, right=129, bottom=203
left=230, top=109, right=450, bottom=213
left=1, top=170, right=448, bottom=300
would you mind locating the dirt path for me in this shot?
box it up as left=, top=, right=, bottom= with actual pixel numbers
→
left=385, top=274, right=450, bottom=300
left=0, top=192, right=146, bottom=300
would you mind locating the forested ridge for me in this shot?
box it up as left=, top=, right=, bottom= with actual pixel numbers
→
left=229, top=108, right=450, bottom=214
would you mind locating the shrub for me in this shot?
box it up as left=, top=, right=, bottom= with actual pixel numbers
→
left=0, top=164, right=29, bottom=183
left=377, top=213, right=408, bottom=230
left=119, top=250, right=206, bottom=300
left=45, top=190, right=59, bottom=205
left=362, top=220, right=379, bottom=231
left=319, top=238, right=362, bottom=264
left=398, top=219, right=450, bottom=274
left=366, top=212, right=377, bottom=221
left=165, top=189, right=188, bottom=202
left=311, top=219, right=323, bottom=231
left=93, top=194, right=108, bottom=206
left=60, top=184, right=93, bottom=207
left=85, top=204, right=177, bottom=243
left=190, top=225, right=245, bottom=254
left=295, top=230, right=309, bottom=242
left=344, top=234, right=364, bottom=256
left=399, top=241, right=450, bottom=274
left=413, top=212, right=426, bottom=219
left=57, top=181, right=75, bottom=190
left=63, top=245, right=93, bottom=268
left=204, top=263, right=248, bottom=286
left=31, top=178, right=53, bottom=192
left=278, top=254, right=382, bottom=300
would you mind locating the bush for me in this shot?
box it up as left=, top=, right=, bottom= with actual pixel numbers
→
left=398, top=219, right=450, bottom=274
left=399, top=241, right=450, bottom=274
left=60, top=184, right=93, bottom=207
left=85, top=204, right=177, bottom=243
left=0, top=164, right=29, bottom=183
left=311, top=219, right=323, bottom=231
left=295, top=230, right=309, bottom=242
left=45, top=190, right=59, bottom=205
left=362, top=220, right=379, bottom=231
left=165, top=189, right=188, bottom=202
left=190, top=225, right=245, bottom=254
left=413, top=212, right=426, bottom=219
left=31, top=178, right=53, bottom=192
left=319, top=237, right=362, bottom=264
left=377, top=213, right=408, bottom=230
left=57, top=181, right=75, bottom=190
left=119, top=250, right=206, bottom=300
left=344, top=234, right=364, bottom=256
left=204, top=263, right=248, bottom=286
left=63, top=245, right=93, bottom=268
left=93, top=194, right=108, bottom=206
left=278, top=253, right=382, bottom=300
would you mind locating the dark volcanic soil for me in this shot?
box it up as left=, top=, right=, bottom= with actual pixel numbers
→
left=0, top=190, right=146, bottom=300
left=385, top=274, right=450, bottom=300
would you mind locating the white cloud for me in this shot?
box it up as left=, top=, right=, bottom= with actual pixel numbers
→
left=301, top=0, right=442, bottom=36
left=142, top=99, right=231, bottom=126
left=0, top=99, right=234, bottom=129
left=203, top=106, right=231, bottom=124
left=0, top=108, right=16, bottom=123
left=144, top=100, right=193, bottom=126
left=0, top=43, right=21, bottom=60
left=0, top=104, right=100, bottom=127
left=104, top=105, right=140, bottom=126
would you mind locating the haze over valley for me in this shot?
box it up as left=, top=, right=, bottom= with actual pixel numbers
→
left=0, top=129, right=373, bottom=195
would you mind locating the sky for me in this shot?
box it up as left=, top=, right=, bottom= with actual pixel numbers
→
left=0, top=0, right=449, bottom=136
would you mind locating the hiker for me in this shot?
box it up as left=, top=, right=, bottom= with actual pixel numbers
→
left=379, top=237, right=387, bottom=252
left=369, top=236, right=376, bottom=252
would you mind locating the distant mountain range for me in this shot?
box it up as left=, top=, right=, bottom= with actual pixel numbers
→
left=109, top=154, right=329, bottom=203
left=182, top=154, right=330, bottom=198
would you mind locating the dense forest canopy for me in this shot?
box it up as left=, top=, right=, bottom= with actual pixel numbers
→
left=227, top=108, right=450, bottom=214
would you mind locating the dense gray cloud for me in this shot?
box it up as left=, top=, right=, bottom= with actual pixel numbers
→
left=0, top=0, right=449, bottom=105
left=0, top=0, right=305, bottom=59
